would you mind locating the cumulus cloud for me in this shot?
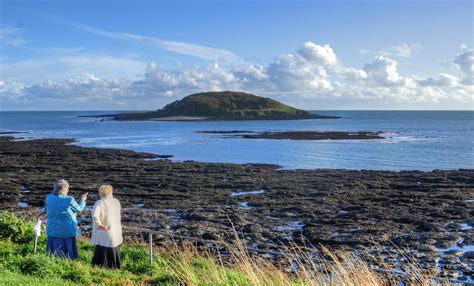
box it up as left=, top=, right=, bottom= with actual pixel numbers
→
left=1, top=42, right=473, bottom=110
left=298, top=42, right=337, bottom=65
left=1, top=74, right=156, bottom=110
left=418, top=73, right=459, bottom=87
left=135, top=62, right=241, bottom=97
left=363, top=55, right=406, bottom=86
left=453, top=50, right=474, bottom=85
left=267, top=53, right=332, bottom=92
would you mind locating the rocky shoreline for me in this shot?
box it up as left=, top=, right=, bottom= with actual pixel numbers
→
left=0, top=136, right=473, bottom=281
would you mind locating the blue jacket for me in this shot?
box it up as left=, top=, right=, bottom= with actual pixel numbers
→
left=45, top=194, right=86, bottom=238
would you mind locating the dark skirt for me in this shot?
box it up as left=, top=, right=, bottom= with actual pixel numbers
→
left=46, top=237, right=79, bottom=259
left=92, top=245, right=121, bottom=269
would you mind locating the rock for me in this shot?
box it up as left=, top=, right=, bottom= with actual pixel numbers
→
left=426, top=239, right=437, bottom=245
left=443, top=249, right=463, bottom=257
left=418, top=244, right=437, bottom=252
left=462, top=251, right=474, bottom=260
left=435, top=234, right=462, bottom=248
left=240, top=131, right=383, bottom=140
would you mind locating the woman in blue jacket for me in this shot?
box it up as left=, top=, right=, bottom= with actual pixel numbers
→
left=45, top=179, right=88, bottom=259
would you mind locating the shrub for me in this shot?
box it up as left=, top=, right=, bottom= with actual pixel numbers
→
left=0, top=211, right=34, bottom=243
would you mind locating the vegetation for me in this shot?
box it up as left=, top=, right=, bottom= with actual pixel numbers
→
left=112, top=91, right=339, bottom=120
left=0, top=211, right=448, bottom=285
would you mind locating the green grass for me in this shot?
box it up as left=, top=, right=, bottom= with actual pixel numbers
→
left=0, top=211, right=251, bottom=285
left=0, top=239, right=162, bottom=285
left=0, top=234, right=253, bottom=285
left=0, top=211, right=451, bottom=286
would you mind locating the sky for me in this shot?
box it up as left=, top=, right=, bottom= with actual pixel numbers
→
left=0, top=0, right=473, bottom=111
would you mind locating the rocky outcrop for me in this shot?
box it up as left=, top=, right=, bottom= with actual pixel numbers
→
left=199, top=130, right=384, bottom=140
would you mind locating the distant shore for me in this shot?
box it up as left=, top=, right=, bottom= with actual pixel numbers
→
left=1, top=135, right=473, bottom=280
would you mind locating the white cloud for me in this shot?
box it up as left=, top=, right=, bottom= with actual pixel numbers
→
left=266, top=53, right=332, bottom=92
left=418, top=73, right=459, bottom=87
left=460, top=43, right=468, bottom=50
left=337, top=67, right=367, bottom=80
left=68, top=21, right=240, bottom=63
left=362, top=44, right=421, bottom=58
left=298, top=42, right=337, bottom=65
left=363, top=55, right=403, bottom=86
left=389, top=44, right=421, bottom=58
left=1, top=42, right=473, bottom=110
left=135, top=62, right=242, bottom=97
left=453, top=50, right=474, bottom=85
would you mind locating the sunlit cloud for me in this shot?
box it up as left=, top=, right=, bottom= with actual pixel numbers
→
left=1, top=42, right=473, bottom=110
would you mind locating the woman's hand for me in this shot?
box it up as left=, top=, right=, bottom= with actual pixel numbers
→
left=81, top=192, right=88, bottom=201
left=98, top=225, right=110, bottom=230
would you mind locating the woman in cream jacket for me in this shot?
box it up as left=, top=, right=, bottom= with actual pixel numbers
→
left=91, top=184, right=123, bottom=268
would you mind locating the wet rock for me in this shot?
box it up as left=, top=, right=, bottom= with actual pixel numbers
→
left=435, top=233, right=462, bottom=248
left=426, top=239, right=437, bottom=245
left=1, top=136, right=473, bottom=280
left=462, top=251, right=474, bottom=260
left=418, top=244, right=438, bottom=252
left=444, top=250, right=463, bottom=257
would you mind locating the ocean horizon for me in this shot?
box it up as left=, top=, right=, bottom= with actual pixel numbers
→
left=1, top=110, right=472, bottom=171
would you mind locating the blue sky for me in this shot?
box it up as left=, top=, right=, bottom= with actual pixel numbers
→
left=0, top=0, right=473, bottom=110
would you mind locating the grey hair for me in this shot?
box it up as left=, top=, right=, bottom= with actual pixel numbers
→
left=53, top=179, right=69, bottom=195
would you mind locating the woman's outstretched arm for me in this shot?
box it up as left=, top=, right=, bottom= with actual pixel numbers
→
left=70, top=192, right=88, bottom=213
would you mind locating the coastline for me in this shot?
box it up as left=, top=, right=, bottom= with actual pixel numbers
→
left=1, top=135, right=473, bottom=280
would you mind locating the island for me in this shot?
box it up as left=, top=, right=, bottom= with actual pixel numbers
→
left=97, top=91, right=340, bottom=121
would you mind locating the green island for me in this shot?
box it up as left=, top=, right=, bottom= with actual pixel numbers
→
left=104, top=91, right=339, bottom=121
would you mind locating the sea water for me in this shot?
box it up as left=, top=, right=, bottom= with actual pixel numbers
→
left=0, top=110, right=472, bottom=170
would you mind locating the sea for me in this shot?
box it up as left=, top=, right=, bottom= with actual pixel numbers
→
left=0, top=110, right=472, bottom=171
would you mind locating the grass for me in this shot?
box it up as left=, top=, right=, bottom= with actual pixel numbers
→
left=0, top=211, right=451, bottom=285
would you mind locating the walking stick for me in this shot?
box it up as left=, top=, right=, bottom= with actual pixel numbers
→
left=149, top=232, right=153, bottom=271
left=33, top=233, right=38, bottom=254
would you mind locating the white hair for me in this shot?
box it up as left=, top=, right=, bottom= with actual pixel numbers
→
left=98, top=184, right=113, bottom=198
left=53, top=179, right=69, bottom=195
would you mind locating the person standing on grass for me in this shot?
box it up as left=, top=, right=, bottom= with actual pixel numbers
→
left=45, top=179, right=88, bottom=259
left=91, top=184, right=123, bottom=269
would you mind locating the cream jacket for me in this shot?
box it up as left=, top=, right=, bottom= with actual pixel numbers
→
left=91, top=196, right=123, bottom=248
